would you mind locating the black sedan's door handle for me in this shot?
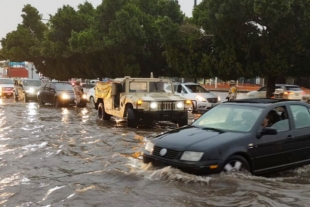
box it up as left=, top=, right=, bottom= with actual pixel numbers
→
left=287, top=135, right=295, bottom=140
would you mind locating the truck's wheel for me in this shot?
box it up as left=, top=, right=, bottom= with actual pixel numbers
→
left=98, top=102, right=111, bottom=120
left=178, top=117, right=188, bottom=127
left=127, top=107, right=137, bottom=128
left=177, top=113, right=188, bottom=127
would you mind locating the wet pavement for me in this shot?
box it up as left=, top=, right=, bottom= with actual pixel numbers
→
left=1, top=96, right=310, bottom=206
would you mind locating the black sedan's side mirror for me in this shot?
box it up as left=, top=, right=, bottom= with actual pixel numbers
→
left=257, top=127, right=277, bottom=139
left=177, top=85, right=182, bottom=93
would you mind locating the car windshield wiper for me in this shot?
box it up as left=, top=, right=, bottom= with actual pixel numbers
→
left=202, top=127, right=225, bottom=133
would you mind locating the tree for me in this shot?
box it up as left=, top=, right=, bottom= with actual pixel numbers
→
left=193, top=0, right=310, bottom=97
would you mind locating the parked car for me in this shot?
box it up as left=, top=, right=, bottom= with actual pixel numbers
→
left=37, top=82, right=88, bottom=108
left=143, top=99, right=310, bottom=176
left=0, top=78, right=14, bottom=98
left=14, top=79, right=42, bottom=102
left=247, top=84, right=305, bottom=100
left=165, top=82, right=220, bottom=114
left=86, top=86, right=95, bottom=107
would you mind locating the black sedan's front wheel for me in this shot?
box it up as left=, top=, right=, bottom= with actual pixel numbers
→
left=24, top=93, right=28, bottom=102
left=55, top=98, right=62, bottom=108
left=38, top=96, right=45, bottom=106
left=223, top=155, right=250, bottom=173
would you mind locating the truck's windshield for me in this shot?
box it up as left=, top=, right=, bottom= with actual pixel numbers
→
left=149, top=81, right=171, bottom=93
left=129, top=82, right=147, bottom=93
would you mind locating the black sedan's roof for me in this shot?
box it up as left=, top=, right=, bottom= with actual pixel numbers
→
left=223, top=98, right=302, bottom=108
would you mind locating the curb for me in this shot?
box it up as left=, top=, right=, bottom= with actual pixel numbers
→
left=208, top=90, right=249, bottom=93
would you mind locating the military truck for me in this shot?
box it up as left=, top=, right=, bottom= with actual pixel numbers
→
left=94, top=76, right=191, bottom=128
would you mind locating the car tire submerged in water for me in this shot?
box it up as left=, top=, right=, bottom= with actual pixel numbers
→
left=89, top=96, right=95, bottom=108
left=177, top=117, right=188, bottom=127
left=127, top=107, right=137, bottom=128
left=38, top=96, right=45, bottom=106
left=223, top=155, right=250, bottom=173
left=55, top=98, right=62, bottom=108
left=98, top=102, right=111, bottom=120
left=24, top=93, right=28, bottom=103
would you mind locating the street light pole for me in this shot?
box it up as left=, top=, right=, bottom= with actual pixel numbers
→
left=194, top=0, right=197, bottom=7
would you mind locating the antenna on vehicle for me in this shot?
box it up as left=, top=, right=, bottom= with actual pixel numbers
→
left=150, top=72, right=153, bottom=78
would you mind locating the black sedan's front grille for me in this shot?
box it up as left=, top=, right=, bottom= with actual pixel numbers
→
left=153, top=146, right=181, bottom=159
left=207, top=98, right=218, bottom=103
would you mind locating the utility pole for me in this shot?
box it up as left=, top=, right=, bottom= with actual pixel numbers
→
left=194, top=0, right=197, bottom=7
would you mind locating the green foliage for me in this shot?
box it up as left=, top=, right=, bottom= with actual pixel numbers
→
left=193, top=0, right=310, bottom=96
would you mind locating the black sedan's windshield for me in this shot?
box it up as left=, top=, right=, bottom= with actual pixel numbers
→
left=0, top=79, right=14, bottom=84
left=193, top=104, right=263, bottom=132
left=23, top=80, right=41, bottom=87
left=55, top=83, right=74, bottom=91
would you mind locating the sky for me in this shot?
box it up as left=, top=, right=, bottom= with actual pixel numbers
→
left=0, top=0, right=203, bottom=42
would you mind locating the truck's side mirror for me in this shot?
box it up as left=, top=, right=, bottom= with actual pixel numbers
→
left=177, top=85, right=182, bottom=93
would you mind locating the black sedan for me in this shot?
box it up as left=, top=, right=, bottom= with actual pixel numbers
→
left=37, top=82, right=87, bottom=108
left=14, top=79, right=42, bottom=102
left=143, top=99, right=310, bottom=175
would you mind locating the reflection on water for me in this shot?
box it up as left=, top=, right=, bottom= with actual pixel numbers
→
left=0, top=98, right=310, bottom=206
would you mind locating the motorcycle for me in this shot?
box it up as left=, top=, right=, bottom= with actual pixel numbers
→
left=75, top=88, right=88, bottom=108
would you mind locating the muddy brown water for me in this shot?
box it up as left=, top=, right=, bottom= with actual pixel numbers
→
left=0, top=97, right=310, bottom=207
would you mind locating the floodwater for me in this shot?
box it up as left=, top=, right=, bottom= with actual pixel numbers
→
left=0, top=96, right=310, bottom=207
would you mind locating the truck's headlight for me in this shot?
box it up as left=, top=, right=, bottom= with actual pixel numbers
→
left=176, top=101, right=184, bottom=109
left=61, top=93, right=70, bottom=99
left=145, top=141, right=154, bottom=153
left=82, top=94, right=87, bottom=99
left=150, top=102, right=158, bottom=109
left=180, top=151, right=204, bottom=161
left=26, top=88, right=35, bottom=93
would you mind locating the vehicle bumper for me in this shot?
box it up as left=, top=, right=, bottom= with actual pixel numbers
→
left=1, top=91, right=14, bottom=96
left=136, top=110, right=187, bottom=122
left=25, top=92, right=38, bottom=99
left=143, top=152, right=222, bottom=175
left=59, top=98, right=76, bottom=106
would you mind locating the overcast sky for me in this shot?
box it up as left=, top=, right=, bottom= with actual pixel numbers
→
left=0, top=0, right=202, bottom=41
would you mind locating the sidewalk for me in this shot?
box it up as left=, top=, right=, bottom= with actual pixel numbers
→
left=203, top=84, right=310, bottom=94
left=203, top=83, right=259, bottom=93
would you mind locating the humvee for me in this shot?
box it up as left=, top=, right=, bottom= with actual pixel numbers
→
left=94, top=76, right=191, bottom=128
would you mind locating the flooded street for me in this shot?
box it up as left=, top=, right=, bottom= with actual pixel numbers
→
left=1, top=96, right=310, bottom=207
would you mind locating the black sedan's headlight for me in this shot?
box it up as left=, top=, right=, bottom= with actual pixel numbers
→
left=145, top=141, right=154, bottom=153
left=61, top=93, right=70, bottom=100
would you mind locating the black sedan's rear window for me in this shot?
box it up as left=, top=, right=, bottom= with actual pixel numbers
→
left=285, top=86, right=302, bottom=91
left=55, top=83, right=73, bottom=91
